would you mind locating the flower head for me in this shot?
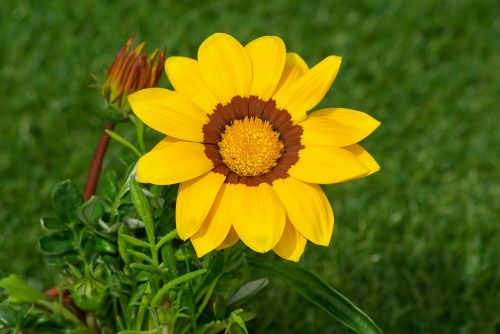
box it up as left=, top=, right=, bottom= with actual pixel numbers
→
left=102, top=36, right=165, bottom=115
left=128, top=33, right=380, bottom=261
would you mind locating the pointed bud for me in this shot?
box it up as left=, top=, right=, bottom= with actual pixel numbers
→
left=101, top=36, right=165, bottom=119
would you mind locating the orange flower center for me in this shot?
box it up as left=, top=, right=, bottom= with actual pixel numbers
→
left=218, top=117, right=284, bottom=177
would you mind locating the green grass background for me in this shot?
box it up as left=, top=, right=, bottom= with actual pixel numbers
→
left=1, top=0, right=498, bottom=333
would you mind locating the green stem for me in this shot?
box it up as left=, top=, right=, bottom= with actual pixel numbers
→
left=86, top=312, right=100, bottom=334
left=135, top=294, right=149, bottom=331
left=110, top=181, right=130, bottom=223
left=130, top=115, right=145, bottom=154
left=36, top=300, right=83, bottom=327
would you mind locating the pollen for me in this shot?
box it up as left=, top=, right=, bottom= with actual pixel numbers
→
left=218, top=117, right=284, bottom=177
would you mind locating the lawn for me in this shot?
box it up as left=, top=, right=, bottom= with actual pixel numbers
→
left=0, top=0, right=498, bottom=333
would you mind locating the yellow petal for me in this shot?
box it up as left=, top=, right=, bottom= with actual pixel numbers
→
left=231, top=183, right=286, bottom=253
left=198, top=33, right=252, bottom=104
left=300, top=108, right=381, bottom=147
left=274, top=52, right=308, bottom=95
left=216, top=227, right=239, bottom=250
left=245, top=36, right=286, bottom=100
left=272, top=178, right=333, bottom=246
left=176, top=171, right=226, bottom=240
left=128, top=88, right=208, bottom=142
left=273, top=220, right=307, bottom=262
left=191, top=183, right=233, bottom=257
left=165, top=56, right=219, bottom=114
left=136, top=137, right=213, bottom=185
left=273, top=55, right=342, bottom=123
left=289, top=145, right=369, bottom=184
left=345, top=144, right=380, bottom=176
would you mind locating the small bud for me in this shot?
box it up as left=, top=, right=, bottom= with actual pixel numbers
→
left=101, top=36, right=165, bottom=119
left=69, top=265, right=108, bottom=312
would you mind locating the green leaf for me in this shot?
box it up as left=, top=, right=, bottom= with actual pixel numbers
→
left=129, top=179, right=155, bottom=247
left=228, top=309, right=248, bottom=334
left=40, top=216, right=67, bottom=233
left=155, top=229, right=178, bottom=251
left=126, top=249, right=153, bottom=264
left=94, top=238, right=117, bottom=254
left=151, top=269, right=207, bottom=306
left=51, top=180, right=82, bottom=220
left=39, top=234, right=74, bottom=255
left=249, top=257, right=383, bottom=334
left=105, top=129, right=142, bottom=158
left=43, top=252, right=79, bottom=266
left=129, top=263, right=164, bottom=275
left=0, top=304, right=17, bottom=326
left=119, top=234, right=150, bottom=249
left=76, top=196, right=104, bottom=227
left=0, top=275, right=44, bottom=303
left=118, top=225, right=131, bottom=263
left=227, top=278, right=269, bottom=306
left=117, top=330, right=159, bottom=334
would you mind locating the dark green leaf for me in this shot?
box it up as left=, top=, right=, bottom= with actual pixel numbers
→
left=0, top=275, right=44, bottom=303
left=43, top=252, right=79, bottom=266
left=94, top=238, right=117, bottom=254
left=195, top=252, right=225, bottom=299
left=103, top=170, right=118, bottom=201
left=0, top=304, right=18, bottom=326
left=51, top=180, right=81, bottom=220
left=249, top=257, right=383, bottom=334
left=40, top=217, right=67, bottom=233
left=76, top=196, right=104, bottom=227
left=39, top=234, right=74, bottom=255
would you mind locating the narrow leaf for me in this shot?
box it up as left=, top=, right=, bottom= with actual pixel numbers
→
left=151, top=269, right=207, bottom=306
left=227, top=278, right=269, bottom=306
left=126, top=249, right=153, bottom=264
left=105, top=129, right=142, bottom=158
left=129, top=263, right=164, bottom=275
left=119, top=234, right=150, bottom=248
left=249, top=257, right=383, bottom=334
left=129, top=179, right=155, bottom=247
left=155, top=229, right=178, bottom=251
left=229, top=309, right=249, bottom=334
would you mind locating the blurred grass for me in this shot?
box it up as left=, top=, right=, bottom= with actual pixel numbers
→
left=0, top=0, right=498, bottom=333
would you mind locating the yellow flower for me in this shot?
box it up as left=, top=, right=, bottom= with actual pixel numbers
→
left=128, top=33, right=380, bottom=261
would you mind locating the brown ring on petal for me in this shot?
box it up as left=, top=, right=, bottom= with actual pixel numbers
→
left=203, top=96, right=304, bottom=186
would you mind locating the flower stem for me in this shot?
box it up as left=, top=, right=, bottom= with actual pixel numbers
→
left=83, top=122, right=115, bottom=201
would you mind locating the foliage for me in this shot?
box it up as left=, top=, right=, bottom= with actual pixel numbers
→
left=1, top=171, right=382, bottom=333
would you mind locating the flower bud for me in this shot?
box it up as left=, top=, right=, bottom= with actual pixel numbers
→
left=69, top=267, right=108, bottom=312
left=101, top=36, right=165, bottom=119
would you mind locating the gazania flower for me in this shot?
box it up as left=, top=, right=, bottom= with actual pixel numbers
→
left=102, top=36, right=165, bottom=113
left=128, top=33, right=380, bottom=261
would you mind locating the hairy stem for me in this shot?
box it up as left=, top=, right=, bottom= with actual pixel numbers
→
left=83, top=122, right=115, bottom=200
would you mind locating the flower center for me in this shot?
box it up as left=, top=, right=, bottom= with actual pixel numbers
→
left=218, top=117, right=284, bottom=177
